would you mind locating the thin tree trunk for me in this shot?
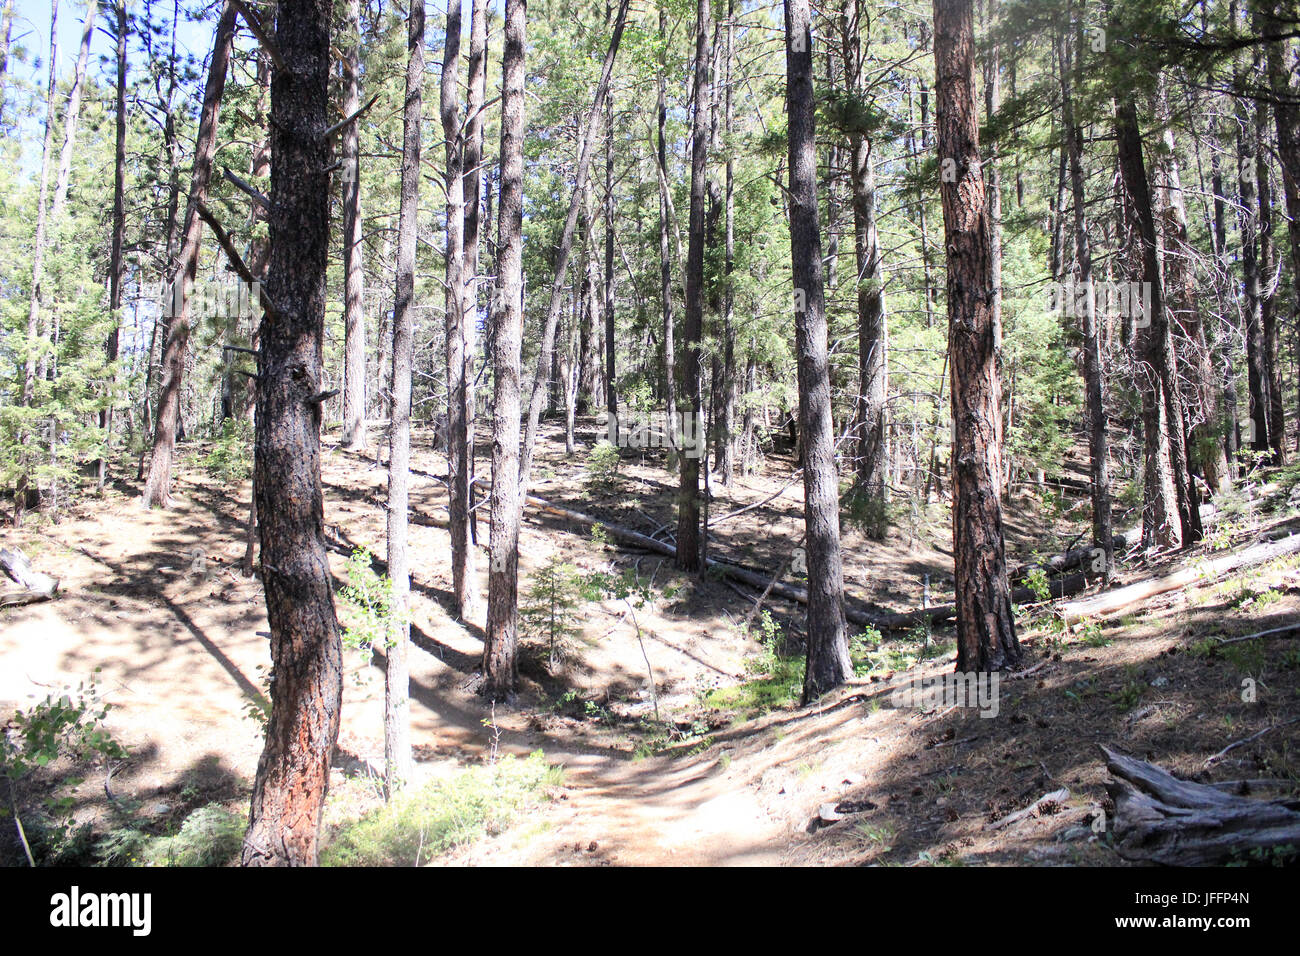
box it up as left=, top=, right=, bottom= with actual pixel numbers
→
left=933, top=0, right=1020, bottom=672
left=518, top=0, right=630, bottom=491
left=1117, top=99, right=1201, bottom=547
left=241, top=0, right=343, bottom=867
left=382, top=0, right=426, bottom=793
left=340, top=0, right=367, bottom=451
left=142, top=2, right=238, bottom=508
left=1059, top=15, right=1112, bottom=582
left=786, top=0, right=851, bottom=701
left=98, top=0, right=129, bottom=489
left=16, top=0, right=61, bottom=525
left=50, top=0, right=99, bottom=225
left=842, top=0, right=888, bottom=530
left=1265, top=0, right=1300, bottom=457
left=441, top=0, right=477, bottom=620
left=483, top=0, right=527, bottom=701
left=658, top=2, right=678, bottom=462
left=676, top=0, right=711, bottom=573
left=604, top=37, right=618, bottom=448
left=462, top=0, right=487, bottom=550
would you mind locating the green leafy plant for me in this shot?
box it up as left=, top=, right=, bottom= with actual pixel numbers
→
left=585, top=440, right=622, bottom=491
left=1025, top=567, right=1052, bottom=603
left=336, top=548, right=408, bottom=659
left=201, top=417, right=253, bottom=484
left=520, top=558, right=584, bottom=671
left=0, top=674, right=127, bottom=866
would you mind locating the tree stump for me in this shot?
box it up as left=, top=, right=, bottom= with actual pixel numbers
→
left=1102, top=745, right=1300, bottom=865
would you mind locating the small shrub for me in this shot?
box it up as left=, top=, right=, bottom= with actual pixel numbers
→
left=585, top=440, right=622, bottom=491
left=336, top=548, right=407, bottom=658
left=321, top=752, right=561, bottom=866
left=201, top=418, right=253, bottom=484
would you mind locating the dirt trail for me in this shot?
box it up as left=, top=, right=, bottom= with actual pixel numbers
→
left=7, top=425, right=1297, bottom=867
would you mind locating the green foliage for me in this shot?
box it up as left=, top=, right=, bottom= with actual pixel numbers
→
left=200, top=417, right=253, bottom=484
left=336, top=548, right=407, bottom=657
left=320, top=752, right=561, bottom=866
left=1025, top=567, right=1052, bottom=603
left=585, top=440, right=622, bottom=491
left=0, top=675, right=127, bottom=865
left=97, top=804, right=246, bottom=867
left=704, top=611, right=804, bottom=716
left=520, top=558, right=585, bottom=670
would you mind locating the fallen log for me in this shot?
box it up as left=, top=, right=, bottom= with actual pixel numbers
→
left=1101, top=745, right=1300, bottom=865
left=1009, top=529, right=1136, bottom=584
left=0, top=547, right=60, bottom=608
left=525, top=496, right=1091, bottom=631
left=1059, top=532, right=1300, bottom=624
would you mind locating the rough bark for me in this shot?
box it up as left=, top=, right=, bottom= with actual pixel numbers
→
left=1102, top=745, right=1300, bottom=866
left=483, top=0, right=527, bottom=701
left=933, top=0, right=1020, bottom=673
left=1116, top=100, right=1201, bottom=548
left=241, top=0, right=343, bottom=867
left=841, top=0, right=888, bottom=528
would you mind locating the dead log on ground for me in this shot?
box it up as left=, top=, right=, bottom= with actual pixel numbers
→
left=1102, top=745, right=1300, bottom=865
left=0, top=547, right=60, bottom=607
left=1059, top=533, right=1300, bottom=624
left=525, top=496, right=1090, bottom=631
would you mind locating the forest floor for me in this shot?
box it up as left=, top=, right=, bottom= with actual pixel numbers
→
left=3, top=416, right=1300, bottom=866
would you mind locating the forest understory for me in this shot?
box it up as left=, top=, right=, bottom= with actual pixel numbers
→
left=3, top=415, right=1299, bottom=867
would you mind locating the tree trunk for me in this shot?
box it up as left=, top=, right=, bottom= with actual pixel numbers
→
left=340, top=0, right=367, bottom=451
left=518, top=0, right=629, bottom=491
left=933, top=0, right=1020, bottom=673
left=483, top=0, right=527, bottom=701
left=658, top=4, right=678, bottom=462
left=462, top=0, right=488, bottom=549
left=441, top=0, right=478, bottom=621
left=50, top=0, right=100, bottom=224
left=377, top=0, right=425, bottom=796
left=98, top=1, right=129, bottom=489
left=241, top=0, right=343, bottom=867
left=604, top=50, right=618, bottom=449
left=676, top=0, right=711, bottom=573
left=785, top=0, right=851, bottom=701
left=1265, top=0, right=1300, bottom=456
left=142, top=2, right=238, bottom=508
left=16, top=0, right=61, bottom=525
left=841, top=0, right=888, bottom=530
left=1117, top=99, right=1200, bottom=548
left=1059, top=15, right=1112, bottom=582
